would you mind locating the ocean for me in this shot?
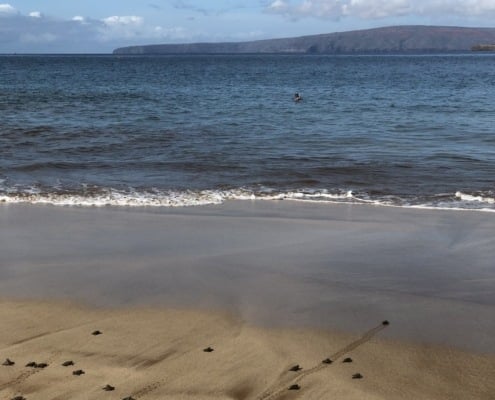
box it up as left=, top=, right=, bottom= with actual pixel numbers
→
left=1, top=53, right=494, bottom=210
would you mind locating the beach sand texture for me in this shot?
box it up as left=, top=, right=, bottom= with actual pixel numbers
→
left=1, top=201, right=495, bottom=399
left=1, top=301, right=494, bottom=400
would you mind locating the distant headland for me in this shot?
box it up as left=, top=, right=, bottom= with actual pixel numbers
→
left=113, top=25, right=495, bottom=55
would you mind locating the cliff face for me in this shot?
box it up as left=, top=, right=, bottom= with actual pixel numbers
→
left=113, top=25, right=495, bottom=55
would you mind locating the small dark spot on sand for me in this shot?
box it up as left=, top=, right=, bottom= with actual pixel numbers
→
left=62, top=360, right=74, bottom=367
left=289, top=364, right=302, bottom=371
left=352, top=373, right=363, bottom=379
left=11, top=396, right=26, bottom=400
left=288, top=384, right=300, bottom=390
left=382, top=320, right=390, bottom=326
left=72, top=369, right=85, bottom=376
left=122, top=397, right=136, bottom=400
left=322, top=358, right=333, bottom=364
left=2, top=358, right=15, bottom=366
left=25, top=362, right=47, bottom=368
left=343, top=357, right=353, bottom=363
left=92, top=330, right=102, bottom=336
left=103, top=384, right=115, bottom=391
left=203, top=347, right=214, bottom=352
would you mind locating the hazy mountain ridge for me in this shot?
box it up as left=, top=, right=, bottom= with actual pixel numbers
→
left=113, top=25, right=495, bottom=55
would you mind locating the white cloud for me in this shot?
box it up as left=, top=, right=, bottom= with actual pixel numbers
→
left=343, top=0, right=411, bottom=19
left=265, top=0, right=348, bottom=19
left=0, top=3, right=236, bottom=53
left=268, top=0, right=290, bottom=12
left=28, top=11, right=42, bottom=18
left=102, top=15, right=144, bottom=27
left=100, top=16, right=142, bottom=39
left=98, top=15, right=192, bottom=42
left=0, top=3, right=16, bottom=14
left=424, top=0, right=495, bottom=16
left=99, top=15, right=146, bottom=41
left=265, top=0, right=495, bottom=19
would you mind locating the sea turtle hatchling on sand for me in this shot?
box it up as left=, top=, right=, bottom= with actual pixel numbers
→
left=62, top=360, right=74, bottom=367
left=289, top=364, right=302, bottom=371
left=103, top=384, right=115, bottom=391
left=72, top=369, right=85, bottom=376
left=2, top=358, right=15, bottom=366
left=25, top=362, right=37, bottom=368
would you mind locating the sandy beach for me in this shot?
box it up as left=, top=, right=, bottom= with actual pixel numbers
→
left=1, top=201, right=495, bottom=399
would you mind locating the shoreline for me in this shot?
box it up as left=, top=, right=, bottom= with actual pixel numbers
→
left=1, top=201, right=495, bottom=397
left=2, top=190, right=495, bottom=212
left=1, top=201, right=495, bottom=352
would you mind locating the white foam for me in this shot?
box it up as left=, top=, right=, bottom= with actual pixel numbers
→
left=455, top=191, right=495, bottom=204
left=0, top=188, right=253, bottom=208
left=258, top=190, right=367, bottom=203
left=1, top=188, right=494, bottom=213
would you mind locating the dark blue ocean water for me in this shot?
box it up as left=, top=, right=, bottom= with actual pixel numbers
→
left=1, top=54, right=494, bottom=209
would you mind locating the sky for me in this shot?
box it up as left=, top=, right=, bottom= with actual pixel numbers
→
left=1, top=1, right=495, bottom=53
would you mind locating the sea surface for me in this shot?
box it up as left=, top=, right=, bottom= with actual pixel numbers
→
left=1, top=54, right=494, bottom=210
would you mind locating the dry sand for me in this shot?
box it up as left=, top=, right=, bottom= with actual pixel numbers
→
left=1, top=300, right=494, bottom=400
left=1, top=201, right=495, bottom=398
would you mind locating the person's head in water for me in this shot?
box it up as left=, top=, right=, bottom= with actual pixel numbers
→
left=294, top=93, right=302, bottom=102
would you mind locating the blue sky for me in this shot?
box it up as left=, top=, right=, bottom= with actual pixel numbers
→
left=1, top=1, right=495, bottom=53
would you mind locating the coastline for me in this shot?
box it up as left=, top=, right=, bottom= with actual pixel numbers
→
left=1, top=201, right=494, bottom=398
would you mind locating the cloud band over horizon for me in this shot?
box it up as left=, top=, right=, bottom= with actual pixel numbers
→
left=1, top=1, right=495, bottom=53
left=266, top=0, right=495, bottom=20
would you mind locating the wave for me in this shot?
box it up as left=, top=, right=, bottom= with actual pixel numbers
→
left=455, top=191, right=495, bottom=204
left=1, top=185, right=494, bottom=212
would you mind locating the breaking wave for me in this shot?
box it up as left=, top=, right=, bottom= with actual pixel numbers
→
left=1, top=185, right=494, bottom=212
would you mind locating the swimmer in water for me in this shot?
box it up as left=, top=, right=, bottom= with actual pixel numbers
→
left=293, top=92, right=302, bottom=102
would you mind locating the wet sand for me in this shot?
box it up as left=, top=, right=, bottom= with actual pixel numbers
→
left=1, top=201, right=495, bottom=398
